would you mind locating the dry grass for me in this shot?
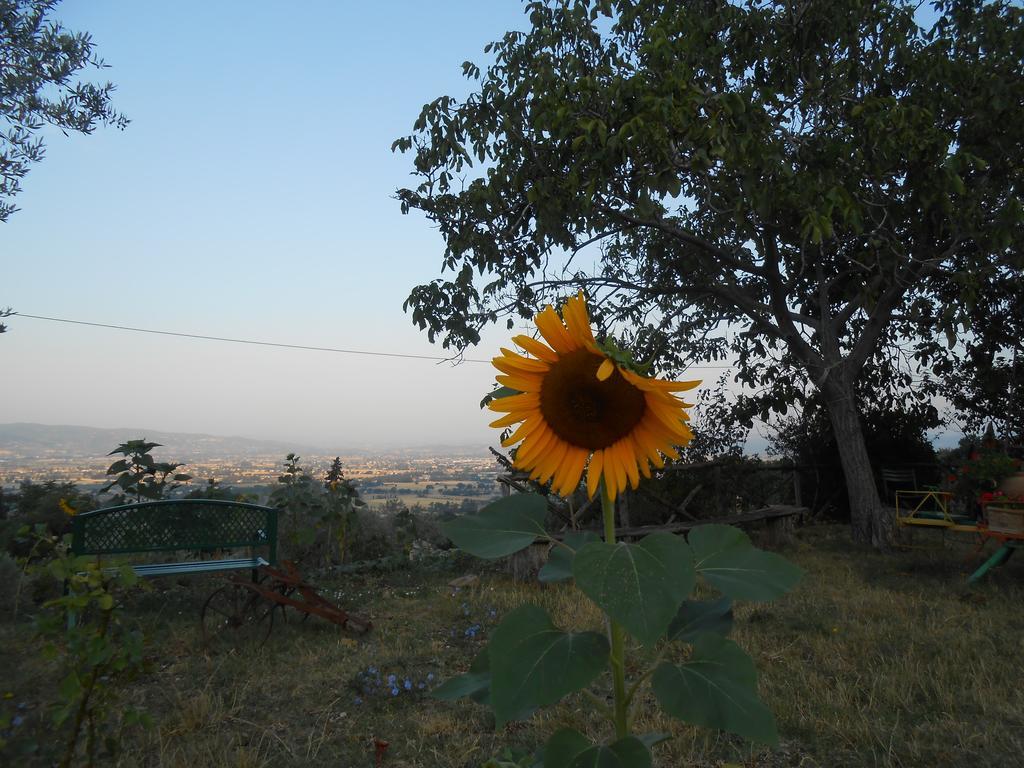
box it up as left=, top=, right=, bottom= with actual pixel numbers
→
left=2, top=524, right=1023, bottom=767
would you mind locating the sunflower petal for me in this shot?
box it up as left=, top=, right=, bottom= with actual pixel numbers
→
left=489, top=411, right=526, bottom=429
left=554, top=447, right=588, bottom=497
left=536, top=439, right=570, bottom=484
left=492, top=350, right=550, bottom=375
left=562, top=293, right=596, bottom=345
left=500, top=417, right=544, bottom=448
left=619, top=438, right=640, bottom=490
left=587, top=449, right=604, bottom=499
left=488, top=393, right=540, bottom=413
left=621, top=368, right=701, bottom=392
left=515, top=425, right=559, bottom=467
left=495, top=373, right=543, bottom=392
left=604, top=455, right=619, bottom=502
left=512, top=334, right=560, bottom=363
left=534, top=306, right=577, bottom=353
left=605, top=442, right=627, bottom=501
left=596, top=358, right=615, bottom=382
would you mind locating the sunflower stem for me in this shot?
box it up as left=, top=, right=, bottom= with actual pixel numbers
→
left=600, top=482, right=630, bottom=740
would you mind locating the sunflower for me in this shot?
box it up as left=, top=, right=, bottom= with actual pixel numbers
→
left=488, top=292, right=699, bottom=501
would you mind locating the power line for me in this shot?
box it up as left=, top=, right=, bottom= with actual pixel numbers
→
left=17, top=313, right=487, bottom=363
left=13, top=313, right=735, bottom=369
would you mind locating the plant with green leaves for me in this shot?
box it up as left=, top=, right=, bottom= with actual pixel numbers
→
left=269, top=453, right=325, bottom=559
left=324, top=456, right=365, bottom=563
left=100, top=440, right=191, bottom=503
left=434, top=294, right=801, bottom=766
left=33, top=533, right=151, bottom=767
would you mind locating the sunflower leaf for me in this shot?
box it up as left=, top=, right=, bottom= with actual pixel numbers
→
left=666, top=597, right=733, bottom=642
left=651, top=635, right=778, bottom=745
left=573, top=533, right=695, bottom=646
left=542, top=727, right=591, bottom=767
left=441, top=493, right=548, bottom=559
left=489, top=605, right=609, bottom=728
left=431, top=647, right=492, bottom=702
left=566, top=736, right=652, bottom=768
left=689, top=525, right=802, bottom=602
left=538, top=531, right=599, bottom=583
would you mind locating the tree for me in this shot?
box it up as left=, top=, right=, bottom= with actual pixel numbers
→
left=940, top=271, right=1024, bottom=445
left=1, top=0, right=128, bottom=222
left=395, top=0, right=1024, bottom=548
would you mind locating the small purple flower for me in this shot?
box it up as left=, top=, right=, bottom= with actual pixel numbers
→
left=403, top=679, right=412, bottom=690
left=387, top=674, right=396, bottom=684
left=391, top=687, right=400, bottom=696
left=354, top=696, right=363, bottom=705
left=417, top=682, right=425, bottom=689
left=427, top=673, right=435, bottom=682
left=12, top=715, right=24, bottom=727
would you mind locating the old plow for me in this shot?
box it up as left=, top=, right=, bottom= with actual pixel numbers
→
left=201, top=559, right=372, bottom=647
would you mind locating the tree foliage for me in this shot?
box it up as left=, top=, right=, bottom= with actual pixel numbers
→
left=1, top=0, right=128, bottom=221
left=395, top=0, right=1024, bottom=546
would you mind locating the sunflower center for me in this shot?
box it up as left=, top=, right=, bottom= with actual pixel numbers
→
left=539, top=349, right=646, bottom=450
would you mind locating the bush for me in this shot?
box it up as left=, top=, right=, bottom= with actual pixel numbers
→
left=3, top=481, right=93, bottom=557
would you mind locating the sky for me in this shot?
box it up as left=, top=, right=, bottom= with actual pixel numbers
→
left=1, top=1, right=962, bottom=454
left=3, top=0, right=547, bottom=450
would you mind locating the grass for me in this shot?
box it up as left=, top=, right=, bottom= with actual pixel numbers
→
left=2, top=524, right=1023, bottom=767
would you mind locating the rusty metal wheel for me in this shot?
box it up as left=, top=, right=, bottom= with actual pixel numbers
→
left=200, top=583, right=276, bottom=649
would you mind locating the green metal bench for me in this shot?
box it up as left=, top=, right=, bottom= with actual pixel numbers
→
left=71, top=499, right=278, bottom=577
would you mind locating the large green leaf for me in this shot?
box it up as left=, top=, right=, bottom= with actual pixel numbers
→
left=689, top=525, right=802, bottom=602
left=489, top=604, right=609, bottom=727
left=568, top=737, right=652, bottom=768
left=441, top=494, right=548, bottom=559
left=573, top=533, right=695, bottom=646
left=666, top=597, right=733, bottom=643
left=539, top=531, right=599, bottom=583
left=652, top=635, right=778, bottom=745
left=431, top=647, right=491, bottom=703
left=543, top=728, right=591, bottom=768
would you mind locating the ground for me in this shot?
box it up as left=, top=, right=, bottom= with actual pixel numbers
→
left=2, top=524, right=1023, bottom=767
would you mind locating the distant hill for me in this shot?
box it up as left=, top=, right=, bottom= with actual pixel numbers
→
left=0, top=423, right=330, bottom=460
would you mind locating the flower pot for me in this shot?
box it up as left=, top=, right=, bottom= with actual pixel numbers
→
left=998, top=471, right=1024, bottom=498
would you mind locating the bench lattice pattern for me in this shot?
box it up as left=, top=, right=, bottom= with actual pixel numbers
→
left=73, top=499, right=278, bottom=559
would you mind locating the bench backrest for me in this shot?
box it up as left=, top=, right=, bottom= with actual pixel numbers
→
left=72, top=499, right=278, bottom=564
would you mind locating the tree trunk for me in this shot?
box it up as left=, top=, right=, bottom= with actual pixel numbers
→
left=822, top=378, right=890, bottom=549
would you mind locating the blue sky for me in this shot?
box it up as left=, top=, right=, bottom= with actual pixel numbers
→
left=3, top=0, right=538, bottom=449
left=2, top=1, right=961, bottom=453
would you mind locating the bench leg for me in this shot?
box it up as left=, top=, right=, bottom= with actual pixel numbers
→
left=967, top=542, right=1017, bottom=584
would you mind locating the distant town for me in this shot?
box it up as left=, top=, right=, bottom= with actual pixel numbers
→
left=0, top=423, right=506, bottom=510
left=0, top=451, right=504, bottom=510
